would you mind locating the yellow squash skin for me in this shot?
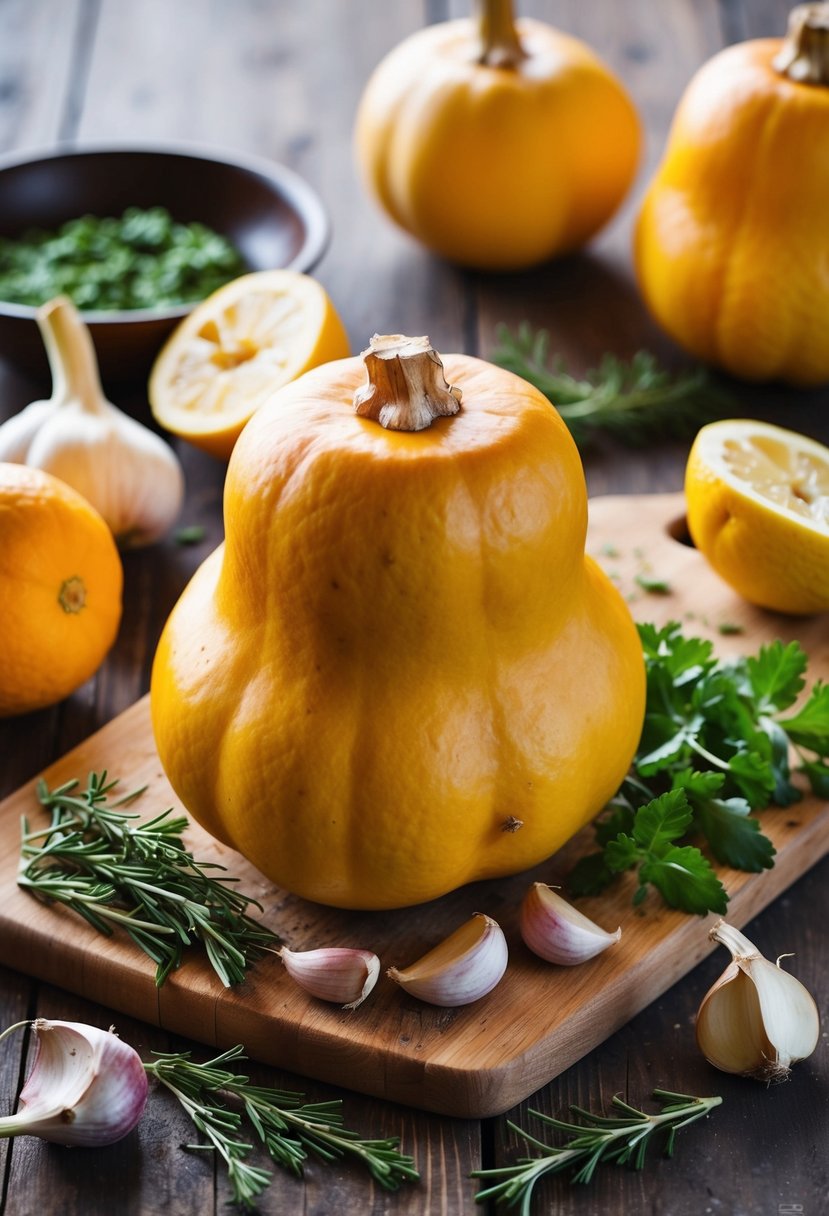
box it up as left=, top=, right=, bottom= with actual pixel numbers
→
left=354, top=11, right=640, bottom=270
left=635, top=26, right=829, bottom=386
left=150, top=350, right=645, bottom=910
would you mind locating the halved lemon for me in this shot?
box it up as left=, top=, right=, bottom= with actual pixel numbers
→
left=685, top=419, right=829, bottom=615
left=149, top=270, right=350, bottom=460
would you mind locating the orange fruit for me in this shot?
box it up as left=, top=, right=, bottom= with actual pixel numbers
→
left=0, top=463, right=123, bottom=716
left=685, top=419, right=829, bottom=615
left=148, top=270, right=350, bottom=460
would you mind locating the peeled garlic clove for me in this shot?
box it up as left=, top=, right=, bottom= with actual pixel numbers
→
left=696, top=920, right=820, bottom=1082
left=387, top=913, right=508, bottom=1007
left=279, top=946, right=381, bottom=1009
left=520, top=882, right=621, bottom=965
left=0, top=1019, right=148, bottom=1146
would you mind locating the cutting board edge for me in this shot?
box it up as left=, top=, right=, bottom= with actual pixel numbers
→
left=5, top=812, right=827, bottom=1120
left=4, top=488, right=828, bottom=1118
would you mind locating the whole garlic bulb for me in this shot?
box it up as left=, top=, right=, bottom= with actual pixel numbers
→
left=0, top=296, right=184, bottom=547
left=696, top=920, right=820, bottom=1082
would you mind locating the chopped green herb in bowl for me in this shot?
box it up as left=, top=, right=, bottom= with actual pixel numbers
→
left=0, top=143, right=330, bottom=382
left=0, top=207, right=247, bottom=312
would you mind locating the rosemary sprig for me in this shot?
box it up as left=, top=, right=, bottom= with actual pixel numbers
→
left=491, top=322, right=730, bottom=448
left=472, top=1089, right=722, bottom=1214
left=145, top=1045, right=419, bottom=1210
left=18, top=771, right=280, bottom=987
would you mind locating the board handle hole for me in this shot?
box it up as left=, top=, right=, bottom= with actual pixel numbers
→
left=666, top=514, right=696, bottom=548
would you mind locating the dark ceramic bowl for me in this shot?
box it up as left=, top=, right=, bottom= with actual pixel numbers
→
left=0, top=143, right=330, bottom=386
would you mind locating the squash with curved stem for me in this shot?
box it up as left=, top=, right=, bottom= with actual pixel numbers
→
left=635, top=3, right=829, bottom=385
left=354, top=0, right=641, bottom=271
left=150, top=335, right=645, bottom=910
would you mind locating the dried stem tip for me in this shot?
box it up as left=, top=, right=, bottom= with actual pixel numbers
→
left=354, top=334, right=462, bottom=432
left=773, top=3, right=829, bottom=84
left=476, top=0, right=527, bottom=68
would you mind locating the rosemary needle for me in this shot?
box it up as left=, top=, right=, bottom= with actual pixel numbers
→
left=18, top=771, right=280, bottom=987
left=472, top=1089, right=722, bottom=1214
left=490, top=322, right=731, bottom=449
left=145, top=1045, right=419, bottom=1210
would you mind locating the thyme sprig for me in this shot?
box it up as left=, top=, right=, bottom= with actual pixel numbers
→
left=472, top=1089, right=722, bottom=1214
left=18, top=771, right=280, bottom=987
left=491, top=323, right=730, bottom=448
left=145, top=1045, right=419, bottom=1210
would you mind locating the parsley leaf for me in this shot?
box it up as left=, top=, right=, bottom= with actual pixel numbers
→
left=678, top=769, right=776, bottom=872
left=570, top=622, right=825, bottom=917
left=640, top=846, right=728, bottom=916
left=778, top=682, right=829, bottom=755
left=632, top=789, right=693, bottom=852
left=595, top=789, right=727, bottom=915
left=745, top=641, right=807, bottom=713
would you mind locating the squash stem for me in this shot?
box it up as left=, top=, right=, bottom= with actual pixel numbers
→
left=36, top=296, right=107, bottom=414
left=773, top=2, right=829, bottom=85
left=475, top=0, right=526, bottom=68
left=353, top=335, right=462, bottom=432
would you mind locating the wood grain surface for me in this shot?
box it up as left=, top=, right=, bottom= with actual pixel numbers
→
left=1, top=494, right=825, bottom=1120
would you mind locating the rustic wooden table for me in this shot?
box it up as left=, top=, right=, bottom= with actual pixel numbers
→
left=0, top=2, right=827, bottom=1214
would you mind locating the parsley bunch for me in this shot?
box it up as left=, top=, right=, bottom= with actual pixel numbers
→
left=570, top=622, right=829, bottom=914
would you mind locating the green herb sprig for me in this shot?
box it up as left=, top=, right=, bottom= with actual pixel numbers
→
left=18, top=772, right=279, bottom=986
left=491, top=323, right=730, bottom=448
left=145, top=1045, right=419, bottom=1210
left=473, top=1088, right=721, bottom=1214
left=570, top=622, right=829, bottom=913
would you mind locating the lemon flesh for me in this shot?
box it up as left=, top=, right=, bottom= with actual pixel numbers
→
left=685, top=419, right=829, bottom=615
left=149, top=270, right=350, bottom=461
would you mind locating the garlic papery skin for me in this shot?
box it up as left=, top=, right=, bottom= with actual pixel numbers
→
left=279, top=946, right=381, bottom=1009
left=520, top=882, right=621, bottom=965
left=387, top=913, right=508, bottom=1007
left=696, top=920, right=820, bottom=1082
left=0, top=1019, right=149, bottom=1146
left=0, top=296, right=184, bottom=547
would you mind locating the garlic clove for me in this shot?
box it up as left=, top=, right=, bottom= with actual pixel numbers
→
left=696, top=920, right=820, bottom=1082
left=520, top=882, right=621, bottom=965
left=0, top=1019, right=148, bottom=1146
left=387, top=913, right=508, bottom=1007
left=279, top=946, right=381, bottom=1009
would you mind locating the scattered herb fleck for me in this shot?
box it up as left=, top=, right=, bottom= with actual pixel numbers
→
left=175, top=524, right=207, bottom=545
left=634, top=573, right=672, bottom=595
left=717, top=621, right=745, bottom=636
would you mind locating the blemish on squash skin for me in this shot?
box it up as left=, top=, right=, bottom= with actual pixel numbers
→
left=501, top=816, right=524, bottom=833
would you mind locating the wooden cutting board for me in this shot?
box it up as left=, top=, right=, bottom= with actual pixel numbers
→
left=1, top=492, right=827, bottom=1118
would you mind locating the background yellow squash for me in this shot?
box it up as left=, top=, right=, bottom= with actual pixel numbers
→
left=354, top=0, right=641, bottom=271
left=635, top=5, right=829, bottom=385
left=150, top=336, right=645, bottom=910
